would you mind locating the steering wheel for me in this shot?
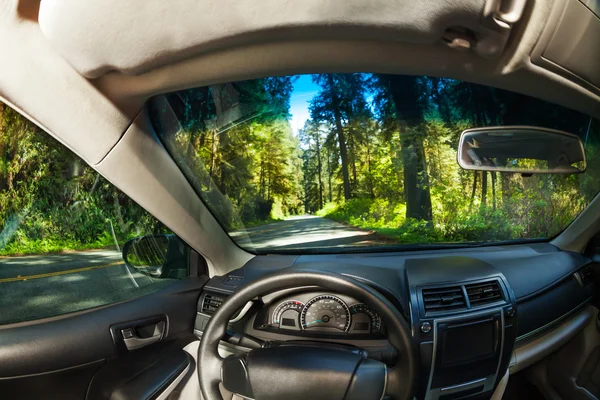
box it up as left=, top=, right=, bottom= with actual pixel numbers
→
left=198, top=271, right=416, bottom=400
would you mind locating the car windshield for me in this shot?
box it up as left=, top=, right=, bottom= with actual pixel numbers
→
left=150, top=73, right=600, bottom=253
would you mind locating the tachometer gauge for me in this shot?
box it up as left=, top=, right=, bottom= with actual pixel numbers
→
left=350, top=303, right=382, bottom=333
left=272, top=300, right=303, bottom=330
left=301, top=295, right=351, bottom=332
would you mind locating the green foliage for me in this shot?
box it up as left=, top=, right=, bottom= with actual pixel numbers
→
left=318, top=197, right=550, bottom=244
left=0, top=103, right=169, bottom=256
left=157, top=73, right=600, bottom=247
left=155, top=77, right=301, bottom=230
left=300, top=74, right=600, bottom=246
left=3, top=72, right=600, bottom=256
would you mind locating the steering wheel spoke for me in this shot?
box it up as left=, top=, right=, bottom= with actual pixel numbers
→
left=385, top=363, right=412, bottom=399
left=221, top=353, right=253, bottom=399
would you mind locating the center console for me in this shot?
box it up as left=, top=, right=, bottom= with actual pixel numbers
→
left=406, top=257, right=517, bottom=400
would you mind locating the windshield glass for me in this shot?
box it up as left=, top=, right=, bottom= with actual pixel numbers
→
left=150, top=74, right=600, bottom=253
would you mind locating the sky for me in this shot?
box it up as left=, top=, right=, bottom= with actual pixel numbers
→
left=288, top=74, right=375, bottom=136
left=289, top=75, right=320, bottom=136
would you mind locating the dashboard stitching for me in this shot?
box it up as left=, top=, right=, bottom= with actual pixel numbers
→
left=515, top=260, right=592, bottom=302
left=515, top=298, right=592, bottom=342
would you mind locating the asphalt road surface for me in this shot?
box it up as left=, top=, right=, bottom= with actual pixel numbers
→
left=0, top=216, right=392, bottom=324
left=235, top=215, right=396, bottom=251
left=0, top=249, right=172, bottom=324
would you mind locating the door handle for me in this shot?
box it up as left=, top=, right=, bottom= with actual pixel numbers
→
left=121, top=320, right=166, bottom=351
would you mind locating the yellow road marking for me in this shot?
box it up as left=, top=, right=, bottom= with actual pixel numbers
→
left=0, top=260, right=125, bottom=283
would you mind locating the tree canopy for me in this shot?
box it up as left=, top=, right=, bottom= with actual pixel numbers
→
left=1, top=73, right=599, bottom=255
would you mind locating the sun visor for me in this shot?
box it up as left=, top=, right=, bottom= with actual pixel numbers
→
left=532, top=0, right=600, bottom=93
left=38, top=0, right=526, bottom=78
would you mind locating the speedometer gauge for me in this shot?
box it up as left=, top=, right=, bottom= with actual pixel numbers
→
left=301, top=295, right=351, bottom=332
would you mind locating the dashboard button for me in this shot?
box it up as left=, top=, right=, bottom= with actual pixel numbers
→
left=420, top=322, right=432, bottom=334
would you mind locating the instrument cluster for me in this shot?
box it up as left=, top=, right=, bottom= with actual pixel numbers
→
left=262, top=292, right=384, bottom=336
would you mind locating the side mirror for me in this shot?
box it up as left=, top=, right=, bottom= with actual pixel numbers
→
left=122, top=234, right=188, bottom=279
left=458, top=126, right=586, bottom=174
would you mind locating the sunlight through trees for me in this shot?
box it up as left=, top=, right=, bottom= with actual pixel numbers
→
left=2, top=74, right=599, bottom=255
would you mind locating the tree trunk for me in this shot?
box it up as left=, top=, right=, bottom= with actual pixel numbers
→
left=198, top=86, right=211, bottom=148
left=113, top=192, right=129, bottom=236
left=491, top=172, right=497, bottom=210
left=89, top=173, right=101, bottom=196
left=267, top=167, right=270, bottom=201
left=327, top=75, right=352, bottom=200
left=497, top=158, right=510, bottom=208
left=315, top=130, right=324, bottom=210
left=366, top=130, right=375, bottom=198
left=348, top=134, right=358, bottom=190
left=219, top=131, right=228, bottom=195
left=386, top=74, right=432, bottom=222
left=501, top=175, right=510, bottom=208
left=398, top=129, right=432, bottom=221
left=326, top=149, right=333, bottom=203
left=186, top=131, right=197, bottom=160
left=209, top=130, right=216, bottom=180
left=481, top=172, right=488, bottom=209
left=259, top=160, right=265, bottom=198
left=470, top=171, right=478, bottom=210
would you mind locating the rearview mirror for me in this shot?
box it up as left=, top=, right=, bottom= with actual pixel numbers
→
left=458, top=126, right=586, bottom=174
left=122, top=234, right=188, bottom=279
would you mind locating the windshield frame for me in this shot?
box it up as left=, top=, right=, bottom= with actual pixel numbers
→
left=148, top=74, right=599, bottom=255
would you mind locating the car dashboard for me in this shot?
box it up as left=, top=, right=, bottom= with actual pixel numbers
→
left=194, top=243, right=597, bottom=400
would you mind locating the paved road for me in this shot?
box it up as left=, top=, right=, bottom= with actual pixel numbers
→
left=234, top=215, right=396, bottom=251
left=0, top=249, right=172, bottom=324
left=0, top=216, right=390, bottom=324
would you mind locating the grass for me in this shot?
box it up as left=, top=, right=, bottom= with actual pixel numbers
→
left=317, top=199, right=436, bottom=243
left=316, top=197, right=524, bottom=244
left=0, top=217, right=284, bottom=257
left=0, top=239, right=119, bottom=257
left=0, top=229, right=143, bottom=257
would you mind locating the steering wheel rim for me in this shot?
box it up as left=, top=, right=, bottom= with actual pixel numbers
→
left=198, top=270, right=416, bottom=400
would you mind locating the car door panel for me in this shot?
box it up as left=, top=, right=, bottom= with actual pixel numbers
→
left=88, top=343, right=193, bottom=400
left=0, top=276, right=206, bottom=399
left=0, top=360, right=104, bottom=400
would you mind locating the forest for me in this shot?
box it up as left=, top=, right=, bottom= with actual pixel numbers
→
left=158, top=73, right=600, bottom=246
left=0, top=103, right=166, bottom=256
left=1, top=73, right=599, bottom=256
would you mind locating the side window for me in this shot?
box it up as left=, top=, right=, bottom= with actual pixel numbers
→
left=0, top=102, right=189, bottom=325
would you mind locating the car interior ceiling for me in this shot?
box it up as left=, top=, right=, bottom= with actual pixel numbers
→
left=0, top=0, right=599, bottom=400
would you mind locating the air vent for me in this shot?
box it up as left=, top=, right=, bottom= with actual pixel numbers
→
left=465, top=280, right=504, bottom=307
left=201, top=293, right=226, bottom=315
left=575, top=266, right=594, bottom=287
left=422, top=286, right=467, bottom=314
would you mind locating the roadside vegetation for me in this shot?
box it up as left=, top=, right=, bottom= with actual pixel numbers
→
left=1, top=74, right=599, bottom=256
left=164, top=74, right=600, bottom=244
left=301, top=75, right=600, bottom=244
left=0, top=104, right=168, bottom=256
